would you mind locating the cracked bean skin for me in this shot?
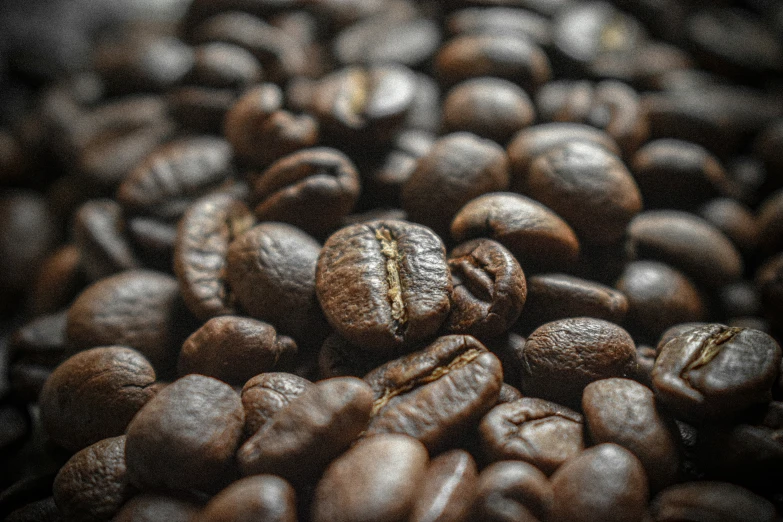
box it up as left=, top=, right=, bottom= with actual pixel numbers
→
left=363, top=334, right=502, bottom=452
left=173, top=193, right=255, bottom=321
left=40, top=346, right=157, bottom=452
left=445, top=238, right=527, bottom=341
left=652, top=324, right=782, bottom=422
left=479, top=397, right=585, bottom=475
left=241, top=372, right=313, bottom=437
left=316, top=220, right=452, bottom=353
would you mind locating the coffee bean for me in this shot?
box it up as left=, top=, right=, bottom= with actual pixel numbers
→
left=657, top=323, right=710, bottom=354
left=311, top=434, right=428, bottom=522
left=178, top=316, right=297, bottom=385
left=582, top=378, right=680, bottom=491
left=113, top=494, right=200, bottom=522
left=450, top=192, right=580, bottom=272
left=240, top=372, right=312, bottom=438
left=409, top=449, right=477, bottom=522
left=52, top=436, right=132, bottom=522
left=649, top=481, right=776, bottom=522
left=441, top=78, right=535, bottom=145
left=473, top=460, right=554, bottom=522
left=446, top=7, right=552, bottom=47
left=199, top=475, right=297, bottom=522
left=363, top=335, right=502, bottom=451
left=238, top=377, right=373, bottom=483
left=445, top=239, right=526, bottom=341
left=186, top=42, right=262, bottom=89
left=316, top=219, right=452, bottom=353
left=521, top=318, right=637, bottom=408
left=40, top=346, right=156, bottom=452
left=699, top=198, right=760, bottom=256
left=549, top=443, right=649, bottom=522
left=28, top=245, right=85, bottom=316
left=317, top=333, right=383, bottom=380
left=72, top=199, right=140, bottom=281
left=717, top=281, right=762, bottom=320
left=174, top=193, right=255, bottom=321
left=484, top=333, right=527, bottom=389
left=653, top=324, right=781, bottom=422
left=125, top=374, right=244, bottom=493
left=480, top=397, right=585, bottom=475
left=251, top=147, right=361, bottom=236
left=367, top=130, right=435, bottom=206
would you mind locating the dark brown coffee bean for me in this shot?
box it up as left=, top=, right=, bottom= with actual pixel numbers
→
left=450, top=192, right=580, bottom=272
left=251, top=147, right=361, bottom=236
left=240, top=372, right=313, bottom=438
left=52, top=436, right=131, bottom=522
left=28, top=244, right=85, bottom=316
left=484, top=333, right=527, bottom=389
left=174, top=194, right=255, bottom=321
left=627, top=210, right=744, bottom=289
left=523, top=141, right=642, bottom=245
left=717, top=281, right=762, bottom=320
left=72, top=199, right=140, bottom=281
left=582, top=378, right=679, bottom=491
left=178, top=316, right=297, bottom=385
left=311, top=434, right=428, bottom=522
left=199, top=475, right=296, bottom=522
left=409, top=449, right=478, bottom=522
left=238, top=377, right=373, bottom=482
left=649, top=481, right=776, bottom=522
left=316, top=220, right=451, bottom=353
left=472, top=460, right=554, bottom=522
left=435, top=34, right=551, bottom=93
left=66, top=270, right=185, bottom=372
left=40, top=346, right=156, bottom=452
left=699, top=198, right=759, bottom=256
left=521, top=318, right=637, bottom=408
left=657, top=323, right=710, bottom=354
left=616, top=261, right=706, bottom=343
left=117, top=137, right=234, bottom=222
left=317, top=333, right=383, bottom=380
left=10, top=311, right=69, bottom=371
left=446, top=7, right=552, bottom=48
left=113, top=494, right=200, bottom=522
left=445, top=239, right=527, bottom=340
left=441, top=78, right=535, bottom=145
left=364, top=335, right=502, bottom=451
left=549, top=443, right=649, bottom=522
left=125, top=216, right=179, bottom=271
left=631, top=139, right=733, bottom=210
left=480, top=397, right=585, bottom=475
left=366, top=130, right=436, bottom=207
left=402, top=132, right=509, bottom=236
left=125, top=374, right=244, bottom=493
left=186, top=42, right=262, bottom=89
left=520, top=273, right=628, bottom=332
left=226, top=222, right=326, bottom=344
left=653, top=324, right=781, bottom=422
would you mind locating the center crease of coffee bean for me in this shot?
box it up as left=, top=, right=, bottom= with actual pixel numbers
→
left=376, top=227, right=407, bottom=331
left=684, top=326, right=743, bottom=374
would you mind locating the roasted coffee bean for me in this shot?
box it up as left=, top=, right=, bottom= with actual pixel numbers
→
left=472, top=460, right=554, bottom=522
left=627, top=210, right=743, bottom=288
left=435, top=34, right=551, bottom=93
left=113, top=494, right=201, bottom=522
left=445, top=239, right=527, bottom=340
left=174, top=193, right=255, bottom=321
left=616, top=261, right=706, bottom=342
left=409, top=449, right=477, bottom=522
left=480, top=397, right=584, bottom=475
left=363, top=335, right=502, bottom=451
left=441, top=78, right=535, bottom=145
left=117, top=137, right=234, bottom=222
left=657, top=323, right=710, bottom=354
left=316, top=220, right=451, bottom=353
left=450, top=192, right=580, bottom=272
left=522, top=141, right=642, bottom=245
left=226, top=222, right=326, bottom=344
left=251, top=147, right=360, bottom=236
left=238, top=377, right=373, bottom=483
left=178, top=316, right=297, bottom=385
left=52, top=436, right=132, bottom=522
left=28, top=245, right=85, bottom=316
left=404, top=72, right=442, bottom=133
left=520, top=318, right=637, bottom=408
left=484, top=333, right=526, bottom=389
left=125, top=374, right=244, bottom=493
left=549, top=443, right=649, bottom=522
left=311, top=434, right=428, bottom=522
left=66, top=270, right=186, bottom=373
left=649, top=481, right=776, bottom=522
left=367, top=129, right=435, bottom=206
left=446, top=7, right=552, bottom=47
left=717, top=281, right=762, bottom=320
left=699, top=198, right=759, bottom=256
left=199, top=475, right=297, bottom=522
left=40, top=346, right=156, bottom=452
left=652, top=324, right=782, bottom=422
left=125, top=216, right=179, bottom=271
left=582, top=378, right=679, bottom=491
left=317, top=333, right=383, bottom=380
left=10, top=311, right=69, bottom=371
left=186, top=42, right=262, bottom=89
left=520, top=273, right=628, bottom=332
left=241, top=372, right=312, bottom=437
left=72, top=199, right=140, bottom=281
left=631, top=139, right=733, bottom=210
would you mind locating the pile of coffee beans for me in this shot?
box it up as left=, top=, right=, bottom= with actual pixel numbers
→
left=2, top=0, right=783, bottom=520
